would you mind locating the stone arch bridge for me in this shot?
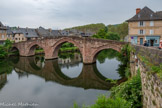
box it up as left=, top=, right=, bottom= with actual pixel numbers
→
left=12, top=36, right=127, bottom=64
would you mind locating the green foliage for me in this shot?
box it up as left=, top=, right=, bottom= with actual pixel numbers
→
left=117, top=44, right=131, bottom=78
left=139, top=55, right=162, bottom=80
left=0, top=59, right=13, bottom=74
left=151, top=64, right=162, bottom=80
left=0, top=39, right=13, bottom=59
left=106, top=78, right=117, bottom=84
left=108, top=22, right=128, bottom=40
left=106, top=32, right=120, bottom=40
left=60, top=47, right=79, bottom=52
left=140, top=56, right=153, bottom=66
left=92, top=29, right=120, bottom=41
left=0, top=46, right=7, bottom=59
left=65, top=23, right=105, bottom=33
left=72, top=102, right=80, bottom=108
left=111, top=69, right=142, bottom=108
left=58, top=42, right=79, bottom=53
left=125, top=67, right=131, bottom=78
left=58, top=52, right=75, bottom=59
left=72, top=96, right=131, bottom=108
left=61, top=43, right=74, bottom=48
left=97, top=49, right=119, bottom=63
left=92, top=29, right=107, bottom=39
left=35, top=49, right=44, bottom=54
left=90, top=96, right=131, bottom=108
left=66, top=22, right=128, bottom=40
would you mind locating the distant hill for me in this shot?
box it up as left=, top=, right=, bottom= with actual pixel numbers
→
left=64, top=22, right=128, bottom=40
left=65, top=23, right=105, bottom=33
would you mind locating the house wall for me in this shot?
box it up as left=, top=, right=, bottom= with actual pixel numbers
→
left=14, top=33, right=27, bottom=43
left=128, top=21, right=162, bottom=46
left=7, top=34, right=14, bottom=41
left=0, top=29, right=7, bottom=41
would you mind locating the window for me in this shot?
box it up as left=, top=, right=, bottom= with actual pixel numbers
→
left=150, top=30, right=154, bottom=35
left=150, top=14, right=153, bottom=17
left=139, top=29, right=145, bottom=35
left=155, top=40, right=158, bottom=44
left=139, top=21, right=145, bottom=27
left=150, top=21, right=154, bottom=26
left=2, top=35, right=4, bottom=39
left=22, top=38, right=24, bottom=40
left=15, top=38, right=17, bottom=40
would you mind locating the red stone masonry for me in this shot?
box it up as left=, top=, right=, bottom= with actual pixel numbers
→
left=12, top=36, right=127, bottom=64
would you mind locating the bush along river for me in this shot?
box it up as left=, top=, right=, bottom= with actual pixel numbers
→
left=0, top=44, right=142, bottom=108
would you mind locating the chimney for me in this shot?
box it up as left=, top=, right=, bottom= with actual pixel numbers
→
left=136, top=8, right=141, bottom=14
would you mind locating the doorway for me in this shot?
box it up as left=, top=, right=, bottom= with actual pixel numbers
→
left=150, top=40, right=154, bottom=46
left=140, top=38, right=143, bottom=45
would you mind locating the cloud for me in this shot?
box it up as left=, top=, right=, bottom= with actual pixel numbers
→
left=0, top=0, right=162, bottom=29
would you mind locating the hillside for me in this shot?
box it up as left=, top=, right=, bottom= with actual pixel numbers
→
left=65, top=22, right=128, bottom=40
left=65, top=23, right=105, bottom=33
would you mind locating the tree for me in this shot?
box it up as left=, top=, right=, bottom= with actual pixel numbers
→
left=107, top=22, right=128, bottom=41
left=92, top=29, right=120, bottom=41
left=92, top=29, right=107, bottom=39
left=106, top=32, right=120, bottom=40
left=65, top=23, right=105, bottom=33
left=4, top=39, right=12, bottom=54
left=0, top=39, right=13, bottom=59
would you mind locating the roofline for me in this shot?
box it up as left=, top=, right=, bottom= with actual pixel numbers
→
left=126, top=19, right=162, bottom=22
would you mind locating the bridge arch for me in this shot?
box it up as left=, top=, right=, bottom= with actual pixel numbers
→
left=52, top=38, right=83, bottom=59
left=27, top=44, right=45, bottom=56
left=92, top=45, right=121, bottom=63
left=11, top=46, right=19, bottom=52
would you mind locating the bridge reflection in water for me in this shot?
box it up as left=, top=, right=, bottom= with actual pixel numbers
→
left=12, top=56, right=126, bottom=90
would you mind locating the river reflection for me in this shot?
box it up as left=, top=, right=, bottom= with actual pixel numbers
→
left=0, top=50, right=126, bottom=108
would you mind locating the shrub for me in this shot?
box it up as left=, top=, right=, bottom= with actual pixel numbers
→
left=89, top=95, right=131, bottom=108
left=111, top=69, right=142, bottom=108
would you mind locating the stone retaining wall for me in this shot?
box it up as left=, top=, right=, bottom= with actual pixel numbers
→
left=130, top=45, right=162, bottom=108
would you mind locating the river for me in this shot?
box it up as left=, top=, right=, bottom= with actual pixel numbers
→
left=0, top=49, right=126, bottom=108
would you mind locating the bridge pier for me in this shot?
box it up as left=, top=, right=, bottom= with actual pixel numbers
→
left=82, top=57, right=96, bottom=64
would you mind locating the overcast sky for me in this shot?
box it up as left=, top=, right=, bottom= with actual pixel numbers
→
left=0, top=0, right=162, bottom=29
